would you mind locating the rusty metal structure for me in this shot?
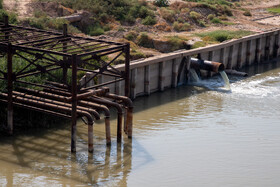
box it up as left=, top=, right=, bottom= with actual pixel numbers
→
left=0, top=16, right=133, bottom=153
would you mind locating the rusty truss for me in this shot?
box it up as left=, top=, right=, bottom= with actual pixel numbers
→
left=0, top=16, right=132, bottom=153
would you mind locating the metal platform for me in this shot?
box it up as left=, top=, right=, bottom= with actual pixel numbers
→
left=0, top=16, right=132, bottom=153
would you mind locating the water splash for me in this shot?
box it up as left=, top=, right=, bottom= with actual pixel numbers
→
left=219, top=71, right=231, bottom=90
left=188, top=69, right=200, bottom=82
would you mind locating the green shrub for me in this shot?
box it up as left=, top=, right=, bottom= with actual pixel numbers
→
left=160, top=8, right=176, bottom=22
left=154, top=0, right=169, bottom=7
left=142, top=16, right=157, bottom=25
left=191, top=41, right=206, bottom=49
left=167, top=36, right=186, bottom=51
left=243, top=10, right=252, bottom=16
left=136, top=32, right=154, bottom=48
left=267, top=6, right=280, bottom=14
left=130, top=50, right=146, bottom=60
left=124, top=14, right=136, bottom=24
left=190, top=11, right=201, bottom=20
left=173, top=21, right=191, bottom=31
left=87, top=26, right=104, bottom=36
left=211, top=17, right=222, bottom=24
left=207, top=14, right=215, bottom=20
left=0, top=10, right=18, bottom=24
left=196, top=30, right=254, bottom=43
left=221, top=5, right=233, bottom=16
left=198, top=20, right=206, bottom=27
left=125, top=31, right=138, bottom=41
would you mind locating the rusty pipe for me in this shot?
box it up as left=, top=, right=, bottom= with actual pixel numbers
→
left=89, top=96, right=123, bottom=142
left=0, top=92, right=95, bottom=125
left=1, top=91, right=96, bottom=152
left=78, top=100, right=111, bottom=145
left=103, top=92, right=133, bottom=138
left=18, top=87, right=111, bottom=145
left=11, top=91, right=100, bottom=120
left=190, top=58, right=225, bottom=73
left=19, top=87, right=110, bottom=117
left=0, top=98, right=72, bottom=119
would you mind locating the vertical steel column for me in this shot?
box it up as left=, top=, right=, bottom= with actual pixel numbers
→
left=274, top=32, right=279, bottom=58
left=124, top=43, right=130, bottom=97
left=117, top=111, right=123, bottom=142
left=246, top=40, right=252, bottom=66
left=265, top=36, right=270, bottom=61
left=105, top=117, right=111, bottom=145
left=7, top=43, right=13, bottom=135
left=88, top=121, right=94, bottom=153
left=236, top=43, right=243, bottom=69
left=255, top=38, right=262, bottom=63
left=144, top=65, right=150, bottom=95
left=171, top=59, right=179, bottom=88
left=62, top=24, right=68, bottom=84
left=159, top=61, right=165, bottom=91
left=227, top=46, right=233, bottom=69
left=71, top=54, right=77, bottom=153
left=127, top=106, right=133, bottom=139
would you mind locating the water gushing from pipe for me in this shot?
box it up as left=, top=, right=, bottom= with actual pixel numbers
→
left=219, top=71, right=231, bottom=90
left=189, top=69, right=200, bottom=83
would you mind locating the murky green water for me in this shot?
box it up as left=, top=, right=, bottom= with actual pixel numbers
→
left=1, top=60, right=280, bottom=186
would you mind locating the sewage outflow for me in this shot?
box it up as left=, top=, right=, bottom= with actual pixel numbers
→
left=188, top=68, right=231, bottom=91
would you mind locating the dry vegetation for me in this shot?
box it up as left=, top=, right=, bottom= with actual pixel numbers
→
left=1, top=0, right=280, bottom=59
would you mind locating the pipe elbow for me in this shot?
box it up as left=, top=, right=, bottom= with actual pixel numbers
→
left=106, top=93, right=133, bottom=108
left=79, top=111, right=94, bottom=126
left=98, top=105, right=110, bottom=117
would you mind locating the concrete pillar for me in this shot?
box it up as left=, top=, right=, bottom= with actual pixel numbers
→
left=227, top=45, right=234, bottom=69
left=236, top=42, right=243, bottom=69
left=246, top=40, right=252, bottom=66
left=144, top=65, right=150, bottom=95
left=255, top=38, right=262, bottom=63
left=159, top=61, right=165, bottom=91
left=171, top=58, right=179, bottom=88
left=130, top=68, right=137, bottom=99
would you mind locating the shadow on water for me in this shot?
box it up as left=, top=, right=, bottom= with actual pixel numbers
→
left=0, top=58, right=279, bottom=186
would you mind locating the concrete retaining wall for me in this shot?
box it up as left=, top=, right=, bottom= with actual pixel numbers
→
left=81, top=29, right=280, bottom=99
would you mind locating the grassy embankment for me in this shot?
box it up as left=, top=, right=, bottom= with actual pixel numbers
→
left=267, top=6, right=280, bottom=14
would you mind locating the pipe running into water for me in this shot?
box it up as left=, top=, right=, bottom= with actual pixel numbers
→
left=18, top=87, right=112, bottom=145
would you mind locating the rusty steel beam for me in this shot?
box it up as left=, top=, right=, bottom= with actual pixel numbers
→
left=89, top=96, right=123, bottom=143
left=7, top=43, right=13, bottom=135
left=0, top=18, right=132, bottom=152
left=71, top=54, right=78, bottom=153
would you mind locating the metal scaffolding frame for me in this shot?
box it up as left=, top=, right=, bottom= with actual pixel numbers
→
left=0, top=16, right=132, bottom=153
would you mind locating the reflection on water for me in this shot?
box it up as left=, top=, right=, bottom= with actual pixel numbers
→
left=1, top=60, right=280, bottom=186
left=0, top=123, right=132, bottom=186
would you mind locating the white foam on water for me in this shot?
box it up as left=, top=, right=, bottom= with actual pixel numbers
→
left=229, top=72, right=280, bottom=98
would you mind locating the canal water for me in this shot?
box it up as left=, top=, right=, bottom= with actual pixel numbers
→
left=1, top=60, right=280, bottom=186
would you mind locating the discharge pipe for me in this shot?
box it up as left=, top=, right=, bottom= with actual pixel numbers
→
left=190, top=58, right=225, bottom=73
